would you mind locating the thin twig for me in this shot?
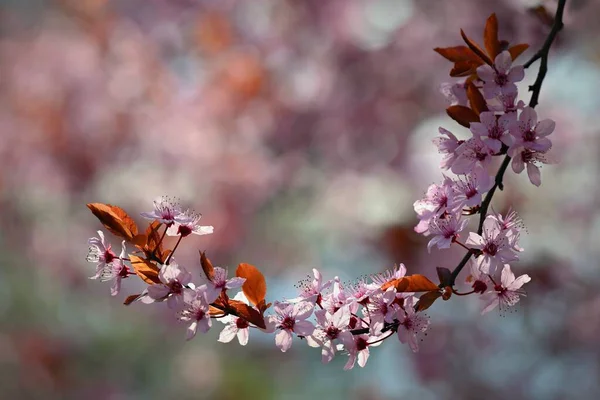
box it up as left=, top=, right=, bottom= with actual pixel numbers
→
left=523, top=0, right=567, bottom=69
left=164, top=235, right=183, bottom=265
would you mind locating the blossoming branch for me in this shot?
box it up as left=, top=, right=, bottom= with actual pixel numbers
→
left=84, top=3, right=566, bottom=370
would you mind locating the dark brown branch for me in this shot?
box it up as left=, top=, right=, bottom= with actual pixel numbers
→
left=525, top=0, right=566, bottom=108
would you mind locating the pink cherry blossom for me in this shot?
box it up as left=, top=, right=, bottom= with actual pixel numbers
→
left=140, top=196, right=184, bottom=226
left=367, top=263, right=407, bottom=290
left=198, top=266, right=246, bottom=303
left=467, top=259, right=489, bottom=294
left=450, top=166, right=494, bottom=210
left=271, top=301, right=315, bottom=352
left=367, top=290, right=399, bottom=335
left=489, top=208, right=525, bottom=252
left=451, top=137, right=495, bottom=175
left=143, top=260, right=193, bottom=309
left=345, top=278, right=377, bottom=305
left=89, top=240, right=129, bottom=296
left=166, top=209, right=214, bottom=237
left=396, top=296, right=430, bottom=352
left=469, top=111, right=515, bottom=153
left=426, top=214, right=468, bottom=252
left=481, top=264, right=531, bottom=314
left=510, top=147, right=557, bottom=186
left=321, top=278, right=350, bottom=314
left=307, top=307, right=353, bottom=364
left=488, top=90, right=525, bottom=113
left=178, top=288, right=212, bottom=340
left=413, top=176, right=454, bottom=233
left=218, top=293, right=252, bottom=346
left=341, top=334, right=371, bottom=370
left=509, top=107, right=555, bottom=153
left=86, top=230, right=117, bottom=269
left=477, top=51, right=525, bottom=99
left=490, top=207, right=523, bottom=233
left=289, top=268, right=332, bottom=304
left=432, top=127, right=463, bottom=170
left=466, top=216, right=520, bottom=274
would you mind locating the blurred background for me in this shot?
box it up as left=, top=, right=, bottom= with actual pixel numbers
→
left=1, top=0, right=599, bottom=399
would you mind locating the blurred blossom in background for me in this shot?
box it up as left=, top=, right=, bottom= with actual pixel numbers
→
left=1, top=0, right=599, bottom=399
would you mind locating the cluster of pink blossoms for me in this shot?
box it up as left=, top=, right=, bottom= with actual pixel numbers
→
left=87, top=202, right=429, bottom=370
left=414, top=48, right=558, bottom=313
left=85, top=8, right=565, bottom=370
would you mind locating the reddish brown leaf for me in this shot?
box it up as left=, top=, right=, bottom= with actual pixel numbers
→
left=209, top=305, right=226, bottom=316
left=129, top=254, right=161, bottom=285
left=236, top=263, right=267, bottom=308
left=460, top=29, right=493, bottom=66
left=87, top=203, right=135, bottom=240
left=108, top=205, right=138, bottom=237
left=124, top=293, right=142, bottom=305
left=466, top=81, right=488, bottom=116
left=131, top=234, right=147, bottom=247
left=446, top=105, right=480, bottom=128
left=142, top=221, right=166, bottom=262
left=508, top=43, right=529, bottom=61
left=483, top=13, right=500, bottom=59
left=415, top=290, right=442, bottom=312
left=161, top=250, right=172, bottom=264
left=382, top=274, right=440, bottom=292
left=434, top=46, right=480, bottom=62
left=228, top=300, right=266, bottom=329
left=256, top=300, right=271, bottom=315
left=200, top=251, right=215, bottom=281
left=144, top=221, right=161, bottom=248
left=449, top=60, right=482, bottom=77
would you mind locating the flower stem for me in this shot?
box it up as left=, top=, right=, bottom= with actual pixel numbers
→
left=452, top=289, right=476, bottom=296
left=452, top=240, right=472, bottom=252
left=367, top=331, right=395, bottom=345
left=165, top=235, right=183, bottom=265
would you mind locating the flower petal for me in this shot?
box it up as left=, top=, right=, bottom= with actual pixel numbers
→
left=527, top=163, right=542, bottom=186
left=293, top=320, right=315, bottom=336
left=292, top=301, right=314, bottom=321
left=357, top=349, right=370, bottom=367
left=275, top=329, right=293, bottom=352
left=218, top=324, right=238, bottom=343
left=186, top=321, right=198, bottom=340
left=477, top=65, right=495, bottom=81
left=536, top=119, right=555, bottom=137
left=237, top=328, right=249, bottom=346
left=225, top=277, right=246, bottom=290
left=511, top=152, right=525, bottom=173
left=507, top=274, right=531, bottom=291
left=193, top=225, right=214, bottom=235
left=507, top=65, right=524, bottom=82
left=495, top=51, right=512, bottom=73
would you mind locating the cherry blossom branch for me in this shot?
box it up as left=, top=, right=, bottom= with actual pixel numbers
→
left=351, top=321, right=398, bottom=336
left=85, top=8, right=559, bottom=369
left=448, top=1, right=566, bottom=287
